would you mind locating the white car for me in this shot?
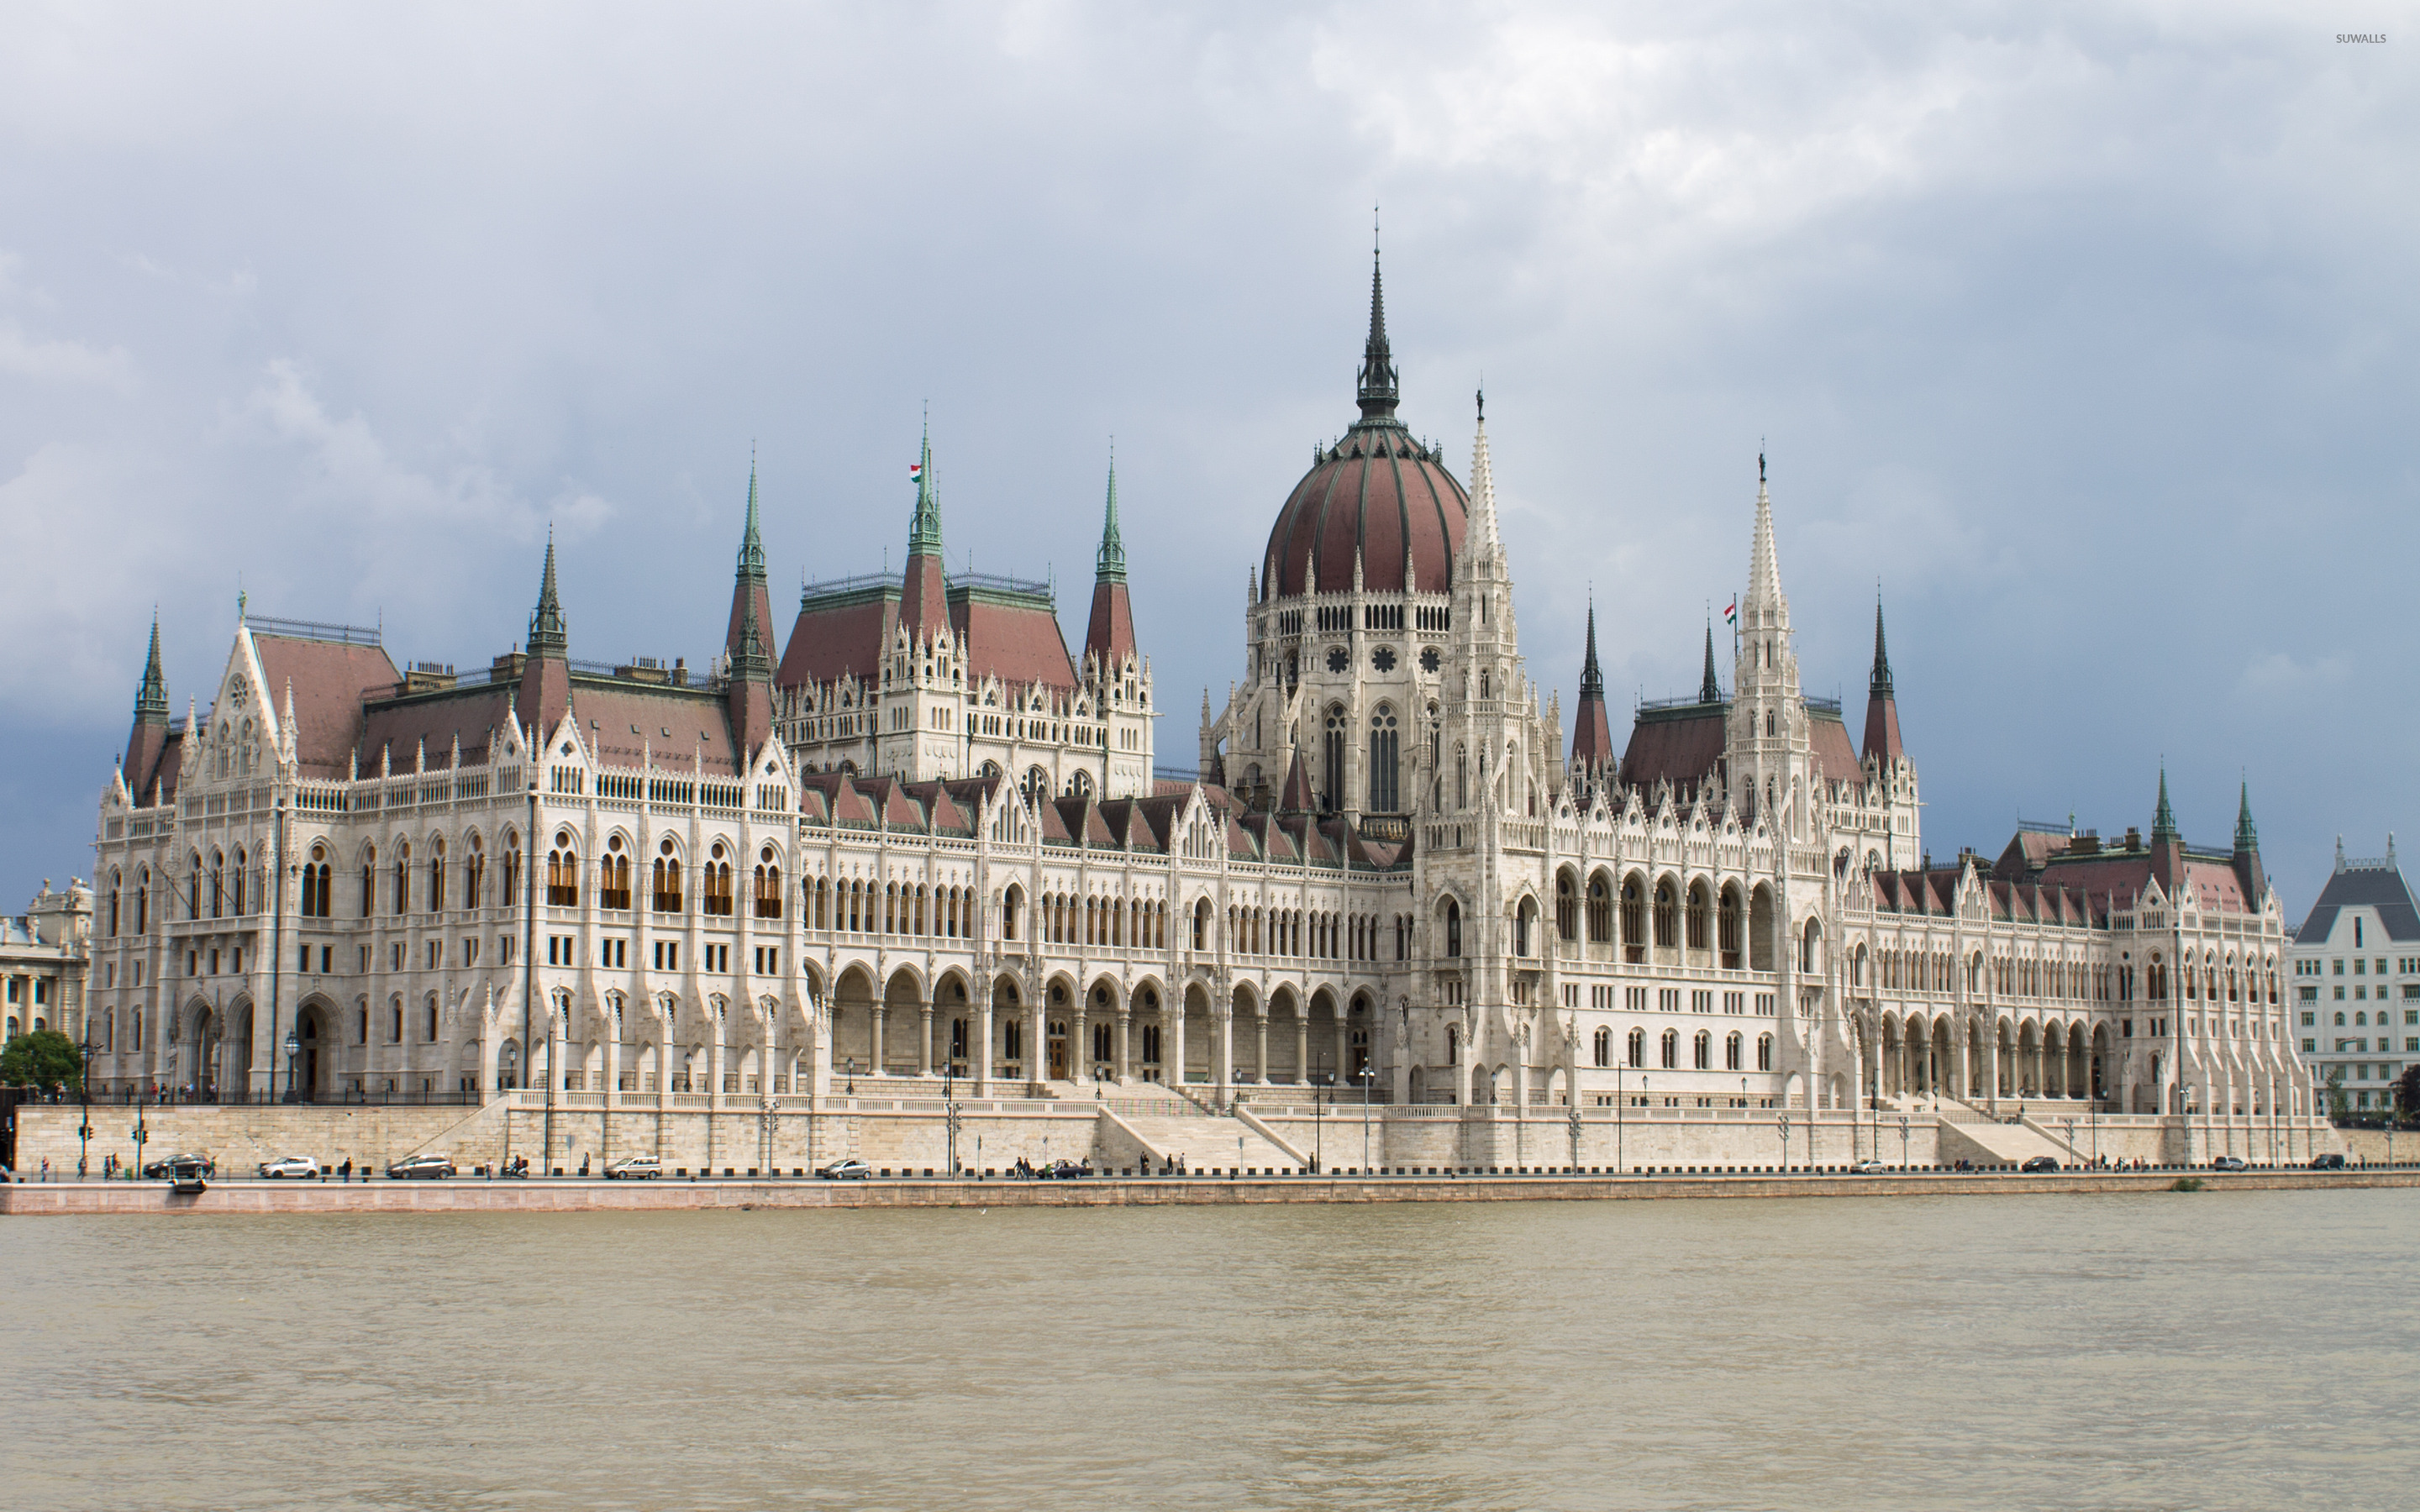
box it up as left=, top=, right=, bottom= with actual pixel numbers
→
left=1849, top=1159, right=1888, bottom=1174
left=603, top=1156, right=662, bottom=1180
left=259, top=1154, right=321, bottom=1179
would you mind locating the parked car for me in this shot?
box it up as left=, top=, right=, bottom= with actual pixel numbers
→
left=1849, top=1159, right=1887, bottom=1174
left=1037, top=1160, right=1092, bottom=1179
left=2020, top=1155, right=2061, bottom=1173
left=2211, top=1155, right=2248, bottom=1172
left=816, top=1158, right=874, bottom=1180
left=143, top=1153, right=209, bottom=1179
left=259, top=1154, right=321, bottom=1179
left=386, top=1153, right=456, bottom=1180
left=602, top=1156, right=662, bottom=1180
left=2311, top=1152, right=2349, bottom=1171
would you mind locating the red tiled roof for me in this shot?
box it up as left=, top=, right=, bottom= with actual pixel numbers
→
left=777, top=596, right=889, bottom=689
left=572, top=680, right=741, bottom=776
left=1620, top=705, right=1726, bottom=793
left=251, top=633, right=401, bottom=780
left=1265, top=428, right=1468, bottom=597
left=1863, top=690, right=1904, bottom=764
left=361, top=687, right=516, bottom=775
left=1809, top=710, right=1860, bottom=785
left=955, top=597, right=1076, bottom=692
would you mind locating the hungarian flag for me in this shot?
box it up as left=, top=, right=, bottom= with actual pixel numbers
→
left=908, top=462, right=923, bottom=479
left=1723, top=599, right=1737, bottom=627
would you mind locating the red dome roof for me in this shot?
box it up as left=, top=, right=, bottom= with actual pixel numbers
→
left=1263, top=428, right=1467, bottom=599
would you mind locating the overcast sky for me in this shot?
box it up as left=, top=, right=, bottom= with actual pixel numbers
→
left=3, top=3, right=2413, bottom=918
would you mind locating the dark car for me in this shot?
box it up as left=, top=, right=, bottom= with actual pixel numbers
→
left=2211, top=1155, right=2247, bottom=1172
left=2311, top=1152, right=2349, bottom=1170
left=143, top=1153, right=209, bottom=1179
left=386, top=1153, right=456, bottom=1180
left=2020, top=1155, right=2060, bottom=1173
left=1037, top=1160, right=1092, bottom=1179
left=815, top=1158, right=873, bottom=1180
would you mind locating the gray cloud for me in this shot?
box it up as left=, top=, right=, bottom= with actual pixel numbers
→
left=1, top=2, right=2413, bottom=913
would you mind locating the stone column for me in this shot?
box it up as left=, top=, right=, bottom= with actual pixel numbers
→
left=1115, top=1009, right=1131, bottom=1084
left=1169, top=999, right=1186, bottom=1086
left=870, top=1005, right=886, bottom=1081
left=1027, top=999, right=1044, bottom=1093
left=1215, top=1003, right=1232, bottom=1093
left=919, top=1003, right=934, bottom=1077
left=1296, top=1013, right=1309, bottom=1089
left=976, top=999, right=994, bottom=1095
left=1072, top=1000, right=1088, bottom=1084
left=1255, top=1007, right=1269, bottom=1085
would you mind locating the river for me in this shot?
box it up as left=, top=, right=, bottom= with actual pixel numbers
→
left=3, top=1189, right=2412, bottom=1510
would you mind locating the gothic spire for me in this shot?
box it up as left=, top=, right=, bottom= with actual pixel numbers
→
left=2151, top=766, right=2178, bottom=844
left=1745, top=451, right=1786, bottom=628
left=908, top=417, right=943, bottom=559
left=134, top=610, right=169, bottom=724
left=736, top=451, right=767, bottom=584
left=1699, top=620, right=1721, bottom=705
left=1580, top=599, right=1604, bottom=701
left=1570, top=596, right=1615, bottom=777
left=1465, top=389, right=1500, bottom=552
left=1870, top=594, right=1893, bottom=699
left=2234, top=779, right=2259, bottom=852
left=1095, top=444, right=1126, bottom=584
left=1355, top=226, right=1400, bottom=423
left=529, top=530, right=567, bottom=659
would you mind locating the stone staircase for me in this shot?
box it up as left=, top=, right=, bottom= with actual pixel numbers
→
left=1076, top=1082, right=1307, bottom=1173
left=1935, top=1100, right=2082, bottom=1166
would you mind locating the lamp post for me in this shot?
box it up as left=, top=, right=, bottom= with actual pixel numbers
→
left=1313, top=1079, right=1324, bottom=1175
left=282, top=1030, right=301, bottom=1104
left=76, top=1034, right=94, bottom=1179
left=2063, top=1117, right=2077, bottom=1170
left=1898, top=1114, right=1910, bottom=1169
left=944, top=1063, right=961, bottom=1176
left=845, top=1057, right=855, bottom=1095
left=1361, top=1065, right=1376, bottom=1174
left=1778, top=1113, right=1791, bottom=1173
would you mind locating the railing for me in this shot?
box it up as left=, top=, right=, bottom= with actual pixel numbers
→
left=63, top=1086, right=481, bottom=1108
left=248, top=614, right=381, bottom=647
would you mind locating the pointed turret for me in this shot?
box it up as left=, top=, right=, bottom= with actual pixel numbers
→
left=1570, top=597, right=1614, bottom=782
left=1465, top=388, right=1500, bottom=554
left=124, top=612, right=172, bottom=805
left=2149, top=766, right=2185, bottom=890
left=724, top=454, right=779, bottom=669
left=1861, top=595, right=1905, bottom=764
left=726, top=585, right=775, bottom=759
left=2232, top=780, right=2265, bottom=903
left=516, top=533, right=572, bottom=738
left=900, top=421, right=948, bottom=637
left=1082, top=449, right=1136, bottom=669
left=1356, top=233, right=1399, bottom=422
left=1699, top=622, right=1721, bottom=705
left=1744, top=449, right=1787, bottom=631
left=1278, top=745, right=1315, bottom=815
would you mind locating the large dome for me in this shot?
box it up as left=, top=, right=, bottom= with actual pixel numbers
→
left=1263, top=425, right=1467, bottom=599
left=1261, top=249, right=1467, bottom=601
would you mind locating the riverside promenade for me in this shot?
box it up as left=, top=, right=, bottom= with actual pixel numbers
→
left=7, top=1167, right=2415, bottom=1215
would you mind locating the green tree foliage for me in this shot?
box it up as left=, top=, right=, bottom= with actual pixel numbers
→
left=2396, top=1063, right=2420, bottom=1121
left=0, top=1027, right=82, bottom=1091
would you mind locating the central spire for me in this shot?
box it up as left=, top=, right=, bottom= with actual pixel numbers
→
left=1580, top=599, right=1604, bottom=701
left=2234, top=779, right=2259, bottom=852
left=2152, top=766, right=2179, bottom=844
left=1096, top=444, right=1126, bottom=584
left=1355, top=222, right=1399, bottom=423
left=736, top=452, right=766, bottom=583
left=1870, top=596, right=1893, bottom=698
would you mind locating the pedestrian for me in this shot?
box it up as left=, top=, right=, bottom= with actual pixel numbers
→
left=580, top=1153, right=591, bottom=1177
left=41, top=1157, right=51, bottom=1183
left=339, top=1158, right=352, bottom=1183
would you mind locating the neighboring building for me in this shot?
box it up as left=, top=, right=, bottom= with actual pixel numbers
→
left=3, top=878, right=92, bottom=1046
left=77, top=248, right=2321, bottom=1167
left=2286, top=839, right=2417, bottom=1114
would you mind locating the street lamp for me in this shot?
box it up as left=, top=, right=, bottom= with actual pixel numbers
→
left=1778, top=1114, right=1791, bottom=1173
left=1360, top=1065, right=1376, bottom=1174
left=1898, top=1114, right=1910, bottom=1170
left=76, top=1033, right=95, bottom=1179
left=282, top=1030, right=301, bottom=1104
left=2063, top=1117, right=2077, bottom=1170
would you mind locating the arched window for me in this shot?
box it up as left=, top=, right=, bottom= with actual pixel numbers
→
left=601, top=837, right=631, bottom=911
left=1627, top=1027, right=1645, bottom=1068
left=1725, top=1032, right=1743, bottom=1071
left=1653, top=880, right=1678, bottom=950
left=1022, top=766, right=1050, bottom=811
left=1621, top=878, right=1644, bottom=962
left=108, top=870, right=122, bottom=936
left=360, top=846, right=376, bottom=916
left=1315, top=703, right=1347, bottom=813
left=1686, top=882, right=1710, bottom=952
left=1660, top=1028, right=1679, bottom=1069
left=392, top=843, right=410, bottom=915
left=1455, top=746, right=1469, bottom=810
left=1718, top=887, right=1741, bottom=969
left=702, top=844, right=734, bottom=916
left=427, top=998, right=440, bottom=1042
left=1587, top=875, right=1612, bottom=943
left=547, top=833, right=579, bottom=907
left=427, top=838, right=445, bottom=912
left=231, top=848, right=247, bottom=915
left=502, top=835, right=522, bottom=909
left=1368, top=705, right=1399, bottom=812
left=209, top=849, right=225, bottom=918
left=1592, top=1026, right=1611, bottom=1068
left=1693, top=1030, right=1712, bottom=1070
left=1757, top=1033, right=1774, bottom=1071
left=187, top=853, right=202, bottom=921
left=755, top=848, right=782, bottom=919
left=1514, top=897, right=1534, bottom=957
left=1444, top=899, right=1462, bottom=958
left=466, top=836, right=484, bottom=908
left=1555, top=873, right=1578, bottom=942
left=135, top=869, right=149, bottom=933
left=653, top=841, right=682, bottom=912
left=1800, top=918, right=1822, bottom=974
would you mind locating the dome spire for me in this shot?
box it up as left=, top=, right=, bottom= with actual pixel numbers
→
left=1355, top=210, right=1399, bottom=422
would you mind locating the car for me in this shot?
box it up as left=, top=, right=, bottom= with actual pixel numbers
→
left=2311, top=1152, right=2348, bottom=1171
left=386, top=1153, right=456, bottom=1180
left=259, top=1154, right=321, bottom=1179
left=815, top=1158, right=873, bottom=1180
left=2020, top=1156, right=2061, bottom=1173
left=602, top=1157, right=662, bottom=1180
left=1037, top=1160, right=1092, bottom=1179
left=2211, top=1155, right=2247, bottom=1172
left=143, top=1153, right=209, bottom=1180
left=1849, top=1159, right=1887, bottom=1173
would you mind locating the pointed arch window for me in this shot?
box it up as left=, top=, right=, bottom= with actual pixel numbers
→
left=1588, top=875, right=1612, bottom=943
left=702, top=844, right=734, bottom=916
left=1555, top=873, right=1578, bottom=942
left=1660, top=1028, right=1679, bottom=1069
left=601, top=837, right=631, bottom=911
left=1323, top=705, right=1347, bottom=812
left=653, top=842, right=683, bottom=913
left=209, top=851, right=224, bottom=919
left=1444, top=898, right=1462, bottom=958
left=1368, top=704, right=1399, bottom=812
left=754, top=848, right=782, bottom=919
left=1628, top=1027, right=1645, bottom=1068
left=547, top=834, right=580, bottom=907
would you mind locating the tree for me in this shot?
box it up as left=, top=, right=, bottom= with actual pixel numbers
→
left=2396, top=1063, right=2420, bottom=1123
left=0, top=1027, right=82, bottom=1091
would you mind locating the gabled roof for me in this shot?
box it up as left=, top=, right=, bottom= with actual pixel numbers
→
left=2296, top=861, right=2420, bottom=945
left=252, top=633, right=402, bottom=780
left=1619, top=702, right=1726, bottom=793
left=1808, top=707, right=1860, bottom=785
